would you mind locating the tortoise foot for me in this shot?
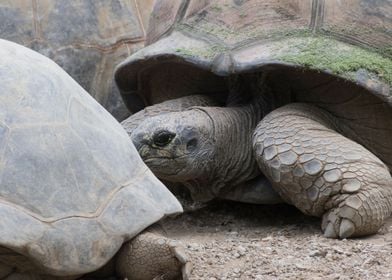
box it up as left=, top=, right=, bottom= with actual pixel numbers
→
left=116, top=227, right=190, bottom=280
left=254, top=103, right=392, bottom=238
left=321, top=183, right=392, bottom=238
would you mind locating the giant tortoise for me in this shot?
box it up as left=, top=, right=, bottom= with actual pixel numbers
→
left=0, top=39, right=188, bottom=280
left=0, top=0, right=154, bottom=120
left=116, top=0, right=392, bottom=239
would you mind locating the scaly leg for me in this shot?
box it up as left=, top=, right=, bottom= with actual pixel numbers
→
left=253, top=103, right=392, bottom=238
left=116, top=226, right=190, bottom=280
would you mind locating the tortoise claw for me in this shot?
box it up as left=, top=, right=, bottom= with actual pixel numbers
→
left=171, top=243, right=192, bottom=279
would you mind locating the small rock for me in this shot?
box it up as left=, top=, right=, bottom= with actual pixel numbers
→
left=309, top=250, right=327, bottom=257
left=262, top=236, right=273, bottom=241
left=295, top=263, right=308, bottom=270
left=238, top=247, right=247, bottom=256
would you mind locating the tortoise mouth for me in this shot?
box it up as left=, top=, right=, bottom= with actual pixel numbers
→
left=143, top=155, right=188, bottom=167
left=143, top=157, right=189, bottom=179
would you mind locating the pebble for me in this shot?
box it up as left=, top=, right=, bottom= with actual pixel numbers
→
left=309, top=250, right=327, bottom=257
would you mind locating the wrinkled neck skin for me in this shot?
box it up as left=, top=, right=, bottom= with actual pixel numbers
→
left=184, top=100, right=264, bottom=201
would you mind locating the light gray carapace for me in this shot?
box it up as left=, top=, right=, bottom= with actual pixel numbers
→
left=0, top=39, right=188, bottom=280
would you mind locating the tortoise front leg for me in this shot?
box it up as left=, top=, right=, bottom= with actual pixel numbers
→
left=253, top=103, right=392, bottom=238
left=115, top=226, right=190, bottom=280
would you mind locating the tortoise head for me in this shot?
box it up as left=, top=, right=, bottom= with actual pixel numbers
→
left=131, top=109, right=216, bottom=182
left=117, top=0, right=392, bottom=201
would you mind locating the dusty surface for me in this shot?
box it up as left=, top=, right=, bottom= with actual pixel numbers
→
left=158, top=201, right=392, bottom=280
left=83, top=200, right=392, bottom=279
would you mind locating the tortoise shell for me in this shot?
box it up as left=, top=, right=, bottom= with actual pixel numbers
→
left=0, top=39, right=181, bottom=276
left=0, top=0, right=154, bottom=120
left=115, top=0, right=391, bottom=113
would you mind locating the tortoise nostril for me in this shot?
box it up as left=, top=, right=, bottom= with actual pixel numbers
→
left=153, top=130, right=176, bottom=147
left=187, top=138, right=198, bottom=150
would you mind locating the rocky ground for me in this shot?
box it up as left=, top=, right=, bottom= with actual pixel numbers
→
left=159, top=201, right=392, bottom=280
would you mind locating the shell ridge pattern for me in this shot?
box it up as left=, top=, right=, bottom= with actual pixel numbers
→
left=0, top=167, right=149, bottom=224
left=51, top=37, right=145, bottom=53
left=9, top=122, right=69, bottom=129
left=181, top=27, right=228, bottom=48
left=55, top=124, right=84, bottom=201
left=66, top=123, right=118, bottom=187
left=0, top=122, right=11, bottom=164
left=177, top=25, right=229, bottom=50
left=310, top=0, right=325, bottom=33
left=0, top=38, right=184, bottom=274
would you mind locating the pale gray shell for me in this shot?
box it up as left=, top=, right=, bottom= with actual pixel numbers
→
left=0, top=39, right=182, bottom=276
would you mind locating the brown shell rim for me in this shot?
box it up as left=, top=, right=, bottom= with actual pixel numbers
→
left=115, top=51, right=390, bottom=113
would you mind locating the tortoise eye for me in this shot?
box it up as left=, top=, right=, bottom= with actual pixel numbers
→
left=153, top=131, right=176, bottom=147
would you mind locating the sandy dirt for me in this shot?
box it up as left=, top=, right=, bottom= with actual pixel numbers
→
left=159, top=201, right=392, bottom=280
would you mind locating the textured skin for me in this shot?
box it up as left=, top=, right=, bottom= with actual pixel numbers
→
left=123, top=94, right=222, bottom=204
left=131, top=97, right=392, bottom=238
left=253, top=103, right=392, bottom=238
left=131, top=101, right=263, bottom=201
left=122, top=95, right=219, bottom=136
left=116, top=229, right=189, bottom=280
